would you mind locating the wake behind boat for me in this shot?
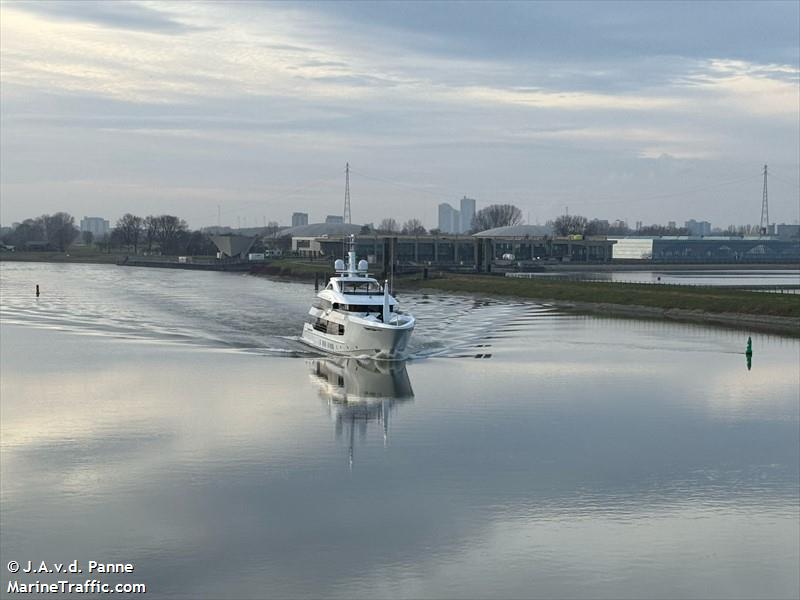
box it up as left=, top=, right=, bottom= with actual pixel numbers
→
left=301, top=244, right=415, bottom=359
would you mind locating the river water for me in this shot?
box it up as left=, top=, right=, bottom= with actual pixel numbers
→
left=1, top=262, right=798, bottom=599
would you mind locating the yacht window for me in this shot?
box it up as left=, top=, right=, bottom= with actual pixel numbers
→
left=341, top=304, right=395, bottom=313
left=326, top=321, right=345, bottom=336
left=339, top=280, right=381, bottom=295
left=312, top=299, right=332, bottom=311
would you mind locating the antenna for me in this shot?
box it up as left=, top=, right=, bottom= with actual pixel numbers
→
left=343, top=162, right=352, bottom=224
left=760, top=164, right=769, bottom=236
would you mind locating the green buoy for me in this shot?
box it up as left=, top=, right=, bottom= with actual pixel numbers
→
left=746, top=336, right=753, bottom=371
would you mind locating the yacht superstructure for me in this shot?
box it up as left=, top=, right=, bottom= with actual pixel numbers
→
left=300, top=245, right=415, bottom=359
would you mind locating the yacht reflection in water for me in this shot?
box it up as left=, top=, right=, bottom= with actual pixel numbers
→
left=307, top=358, right=414, bottom=467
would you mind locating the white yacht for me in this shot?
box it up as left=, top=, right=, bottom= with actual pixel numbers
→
left=301, top=247, right=415, bottom=359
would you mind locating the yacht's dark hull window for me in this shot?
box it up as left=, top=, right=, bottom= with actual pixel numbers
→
left=311, top=317, right=345, bottom=336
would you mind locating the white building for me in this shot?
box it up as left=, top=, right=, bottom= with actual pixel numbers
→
left=80, top=217, right=110, bottom=237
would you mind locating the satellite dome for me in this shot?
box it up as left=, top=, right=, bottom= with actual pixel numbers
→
left=357, top=259, right=369, bottom=271
left=334, top=259, right=346, bottom=271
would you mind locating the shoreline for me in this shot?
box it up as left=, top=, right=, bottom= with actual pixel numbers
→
left=2, top=252, right=799, bottom=271
left=538, top=298, right=797, bottom=336
left=401, top=276, right=800, bottom=337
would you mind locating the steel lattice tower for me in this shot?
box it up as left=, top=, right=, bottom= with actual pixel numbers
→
left=760, top=164, right=769, bottom=235
left=343, top=162, right=352, bottom=224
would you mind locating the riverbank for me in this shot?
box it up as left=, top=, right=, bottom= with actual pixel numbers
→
left=0, top=250, right=124, bottom=263
left=402, top=275, right=800, bottom=336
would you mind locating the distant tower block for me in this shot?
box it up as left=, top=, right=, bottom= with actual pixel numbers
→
left=343, top=162, right=352, bottom=224
left=760, top=164, right=769, bottom=236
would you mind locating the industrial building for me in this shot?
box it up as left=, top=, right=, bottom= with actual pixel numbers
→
left=273, top=223, right=615, bottom=269
left=610, top=236, right=800, bottom=262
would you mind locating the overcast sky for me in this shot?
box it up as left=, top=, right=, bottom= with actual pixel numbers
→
left=1, top=0, right=798, bottom=229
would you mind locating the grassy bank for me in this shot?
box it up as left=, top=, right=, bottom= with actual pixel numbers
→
left=249, top=259, right=332, bottom=280
left=403, top=274, right=800, bottom=319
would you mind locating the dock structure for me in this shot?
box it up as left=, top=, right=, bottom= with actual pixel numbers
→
left=309, top=233, right=614, bottom=272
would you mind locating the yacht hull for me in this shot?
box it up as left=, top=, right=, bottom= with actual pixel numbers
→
left=301, top=320, right=414, bottom=359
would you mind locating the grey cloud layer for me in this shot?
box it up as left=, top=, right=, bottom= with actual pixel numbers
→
left=0, top=1, right=797, bottom=227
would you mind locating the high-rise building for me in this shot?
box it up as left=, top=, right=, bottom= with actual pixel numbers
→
left=325, top=215, right=344, bottom=224
left=685, top=219, right=711, bottom=236
left=292, top=212, right=309, bottom=227
left=438, top=203, right=460, bottom=234
left=80, top=217, right=110, bottom=237
left=459, top=196, right=476, bottom=234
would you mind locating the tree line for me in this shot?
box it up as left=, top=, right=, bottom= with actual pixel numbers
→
left=549, top=214, right=690, bottom=237
left=1, top=213, right=80, bottom=251
left=376, top=204, right=524, bottom=235
left=2, top=212, right=217, bottom=255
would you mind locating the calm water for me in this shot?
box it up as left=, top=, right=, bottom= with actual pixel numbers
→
left=1, top=263, right=798, bottom=599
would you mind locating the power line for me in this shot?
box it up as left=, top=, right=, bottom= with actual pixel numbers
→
left=564, top=174, right=761, bottom=207
left=349, top=168, right=448, bottom=199
left=766, top=170, right=800, bottom=189
left=185, top=172, right=341, bottom=224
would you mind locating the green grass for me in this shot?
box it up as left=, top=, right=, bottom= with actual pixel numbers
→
left=404, top=274, right=800, bottom=318
left=250, top=258, right=333, bottom=280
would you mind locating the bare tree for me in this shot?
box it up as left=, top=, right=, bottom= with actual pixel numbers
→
left=155, top=215, right=188, bottom=255
left=115, top=214, right=143, bottom=253
left=81, top=231, right=94, bottom=246
left=470, top=204, right=523, bottom=233
left=377, top=218, right=399, bottom=233
left=143, top=215, right=159, bottom=252
left=552, top=214, right=588, bottom=236
left=43, top=212, right=80, bottom=251
left=401, top=218, right=427, bottom=235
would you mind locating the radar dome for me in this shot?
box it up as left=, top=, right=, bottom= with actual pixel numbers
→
left=334, top=259, right=346, bottom=271
left=357, top=259, right=369, bottom=271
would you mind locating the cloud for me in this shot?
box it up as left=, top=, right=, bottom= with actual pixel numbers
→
left=0, top=1, right=798, bottom=227
left=8, top=0, right=205, bottom=34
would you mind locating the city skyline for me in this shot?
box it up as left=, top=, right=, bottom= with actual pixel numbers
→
left=1, top=1, right=798, bottom=229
